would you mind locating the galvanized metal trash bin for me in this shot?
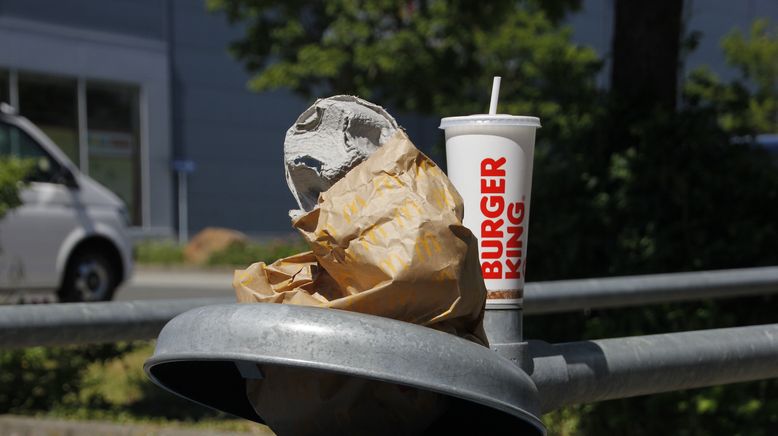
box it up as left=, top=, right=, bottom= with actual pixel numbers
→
left=144, top=303, right=545, bottom=435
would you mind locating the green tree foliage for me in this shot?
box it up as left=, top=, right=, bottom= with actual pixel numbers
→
left=0, top=158, right=33, bottom=219
left=0, top=344, right=134, bottom=413
left=207, top=0, right=599, bottom=144
left=530, top=19, right=778, bottom=435
left=528, top=19, right=778, bottom=283
left=686, top=19, right=778, bottom=135
left=208, top=2, right=778, bottom=433
left=0, top=343, right=236, bottom=425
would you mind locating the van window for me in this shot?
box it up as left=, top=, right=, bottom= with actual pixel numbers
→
left=0, top=70, right=8, bottom=104
left=0, top=121, right=64, bottom=184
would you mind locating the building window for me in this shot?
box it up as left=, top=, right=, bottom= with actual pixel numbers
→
left=11, top=71, right=143, bottom=226
left=86, top=82, right=141, bottom=225
left=0, top=70, right=8, bottom=104
left=17, top=73, right=80, bottom=164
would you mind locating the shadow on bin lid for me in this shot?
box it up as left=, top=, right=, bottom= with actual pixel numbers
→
left=144, top=304, right=545, bottom=435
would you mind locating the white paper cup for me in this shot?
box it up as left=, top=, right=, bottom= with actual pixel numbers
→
left=440, top=115, right=540, bottom=304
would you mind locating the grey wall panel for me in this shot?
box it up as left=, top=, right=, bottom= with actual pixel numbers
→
left=183, top=123, right=296, bottom=233
left=171, top=0, right=244, bottom=50
left=171, top=88, right=306, bottom=234
left=187, top=159, right=296, bottom=235
left=172, top=46, right=253, bottom=91
left=166, top=0, right=310, bottom=235
left=178, top=121, right=287, bottom=160
left=187, top=158, right=286, bottom=196
left=0, top=0, right=166, bottom=40
left=187, top=197, right=297, bottom=238
left=176, top=87, right=307, bottom=128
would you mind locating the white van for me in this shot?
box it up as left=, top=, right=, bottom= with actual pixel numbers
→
left=0, top=103, right=132, bottom=302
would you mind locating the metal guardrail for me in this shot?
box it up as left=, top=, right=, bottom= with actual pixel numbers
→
left=523, top=266, right=778, bottom=314
left=528, top=323, right=778, bottom=411
left=0, top=266, right=777, bottom=349
left=3, top=266, right=778, bottom=424
left=0, top=298, right=229, bottom=348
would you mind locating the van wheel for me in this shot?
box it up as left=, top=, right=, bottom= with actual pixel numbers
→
left=59, top=252, right=117, bottom=302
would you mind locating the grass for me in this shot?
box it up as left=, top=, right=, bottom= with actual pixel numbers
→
left=11, top=342, right=274, bottom=434
left=206, top=239, right=308, bottom=267
left=543, top=406, right=584, bottom=435
left=1, top=342, right=585, bottom=434
left=134, top=238, right=307, bottom=268
left=134, top=240, right=184, bottom=265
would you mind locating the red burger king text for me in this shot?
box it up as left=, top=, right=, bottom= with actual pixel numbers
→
left=479, top=157, right=525, bottom=280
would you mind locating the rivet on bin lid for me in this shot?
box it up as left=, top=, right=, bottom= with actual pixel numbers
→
left=144, top=303, right=545, bottom=435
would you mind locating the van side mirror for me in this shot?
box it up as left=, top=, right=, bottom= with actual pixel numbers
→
left=56, top=166, right=79, bottom=189
left=25, top=158, right=78, bottom=189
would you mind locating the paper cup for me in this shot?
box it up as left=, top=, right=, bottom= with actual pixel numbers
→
left=440, top=115, right=540, bottom=305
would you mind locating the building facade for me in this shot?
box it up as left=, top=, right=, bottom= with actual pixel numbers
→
left=0, top=0, right=309, bottom=239
left=1, top=0, right=775, bottom=238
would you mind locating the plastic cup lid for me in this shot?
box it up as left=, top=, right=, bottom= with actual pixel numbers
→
left=439, top=114, right=541, bottom=129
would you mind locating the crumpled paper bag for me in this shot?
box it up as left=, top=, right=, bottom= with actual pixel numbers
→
left=233, top=129, right=487, bottom=345
left=235, top=130, right=488, bottom=435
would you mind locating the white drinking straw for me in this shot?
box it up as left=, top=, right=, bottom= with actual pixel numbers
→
left=488, top=76, right=501, bottom=115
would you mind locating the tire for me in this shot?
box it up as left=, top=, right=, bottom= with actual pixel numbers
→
left=58, top=251, right=118, bottom=302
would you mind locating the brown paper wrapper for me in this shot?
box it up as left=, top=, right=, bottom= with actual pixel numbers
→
left=234, top=130, right=488, bottom=345
left=234, top=130, right=489, bottom=434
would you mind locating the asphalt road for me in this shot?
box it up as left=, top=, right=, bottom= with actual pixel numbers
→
left=116, top=267, right=235, bottom=301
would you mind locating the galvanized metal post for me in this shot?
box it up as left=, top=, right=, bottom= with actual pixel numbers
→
left=525, top=323, right=778, bottom=412
left=483, top=300, right=524, bottom=361
left=177, top=169, right=188, bottom=244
